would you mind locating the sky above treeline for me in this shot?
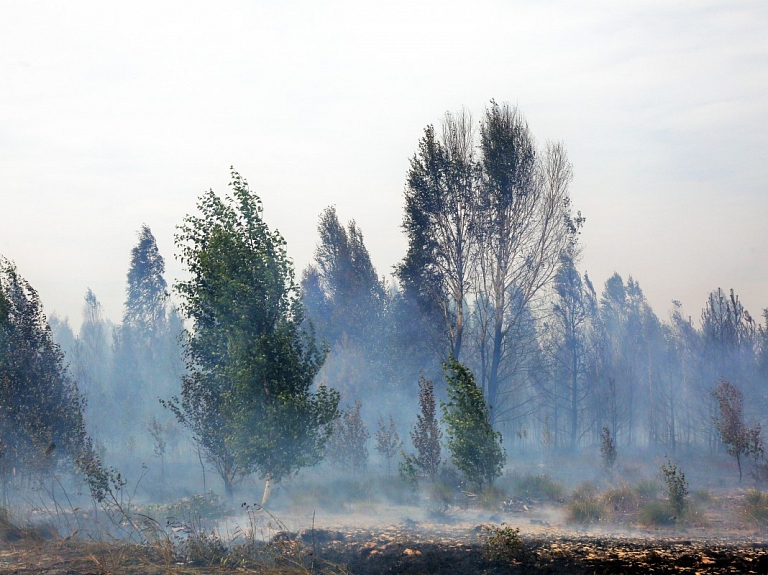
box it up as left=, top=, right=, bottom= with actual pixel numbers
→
left=1, top=1, right=767, bottom=329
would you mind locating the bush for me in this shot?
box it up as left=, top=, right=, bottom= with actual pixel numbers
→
left=744, top=489, right=768, bottom=527
left=567, top=497, right=605, bottom=524
left=426, top=468, right=468, bottom=523
left=167, top=491, right=228, bottom=521
left=570, top=481, right=598, bottom=501
left=482, top=523, right=523, bottom=564
left=567, top=482, right=604, bottom=524
left=634, top=479, right=659, bottom=500
left=602, top=484, right=639, bottom=513
left=512, top=474, right=565, bottom=501
left=660, top=458, right=688, bottom=521
left=639, top=500, right=676, bottom=526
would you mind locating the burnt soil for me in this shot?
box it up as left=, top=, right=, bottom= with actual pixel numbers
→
left=2, top=525, right=768, bottom=574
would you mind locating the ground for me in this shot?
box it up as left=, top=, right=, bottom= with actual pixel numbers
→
left=2, top=490, right=768, bottom=574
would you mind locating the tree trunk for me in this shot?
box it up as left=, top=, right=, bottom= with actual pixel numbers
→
left=261, top=473, right=272, bottom=506
left=223, top=474, right=234, bottom=504
left=570, top=347, right=578, bottom=451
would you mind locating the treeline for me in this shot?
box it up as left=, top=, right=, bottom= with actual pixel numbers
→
left=48, top=225, right=184, bottom=457
left=300, top=102, right=768, bottom=456
left=2, top=100, right=767, bottom=506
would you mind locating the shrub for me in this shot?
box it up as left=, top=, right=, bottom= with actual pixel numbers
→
left=567, top=497, right=605, bottom=524
left=660, top=457, right=688, bottom=521
left=743, top=489, right=768, bottom=527
left=426, top=467, right=468, bottom=523
left=602, top=483, right=639, bottom=512
left=482, top=523, right=523, bottom=564
left=634, top=479, right=659, bottom=500
left=167, top=491, right=228, bottom=521
left=512, top=474, right=565, bottom=501
left=639, top=500, right=676, bottom=526
left=567, top=482, right=604, bottom=524
left=571, top=481, right=598, bottom=501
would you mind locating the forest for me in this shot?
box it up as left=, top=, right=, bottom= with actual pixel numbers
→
left=2, top=101, right=768, bottom=573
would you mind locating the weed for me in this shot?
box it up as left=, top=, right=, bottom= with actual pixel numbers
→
left=482, top=523, right=523, bottom=564
left=426, top=469, right=468, bottom=523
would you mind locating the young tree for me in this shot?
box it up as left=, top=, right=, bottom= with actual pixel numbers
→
left=442, top=357, right=505, bottom=490
left=600, top=427, right=617, bottom=474
left=374, top=415, right=402, bottom=475
left=168, top=168, right=340, bottom=504
left=401, top=376, right=442, bottom=482
left=327, top=400, right=370, bottom=474
left=712, top=378, right=763, bottom=482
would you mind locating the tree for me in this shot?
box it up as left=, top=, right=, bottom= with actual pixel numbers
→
left=327, top=400, right=370, bottom=474
left=374, top=415, right=402, bottom=475
left=712, top=378, right=763, bottom=482
left=114, top=225, right=183, bottom=439
left=0, top=258, right=92, bottom=502
left=547, top=254, right=598, bottom=450
left=442, top=357, right=505, bottom=489
left=305, top=206, right=385, bottom=347
left=72, top=289, right=112, bottom=440
left=168, top=168, right=340, bottom=504
left=474, top=102, right=579, bottom=428
left=600, top=427, right=617, bottom=474
left=124, top=224, right=168, bottom=335
left=401, top=376, right=442, bottom=482
left=398, top=111, right=480, bottom=361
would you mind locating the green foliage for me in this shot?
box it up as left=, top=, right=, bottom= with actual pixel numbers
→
left=482, top=524, right=523, bottom=564
left=167, top=169, right=340, bottom=499
left=0, top=258, right=104, bottom=499
left=401, top=376, right=442, bottom=484
left=441, top=357, right=505, bottom=489
left=602, top=483, right=639, bottom=512
left=567, top=481, right=604, bottom=524
left=660, top=457, right=689, bottom=522
left=712, top=378, right=764, bottom=482
left=567, top=496, right=605, bottom=524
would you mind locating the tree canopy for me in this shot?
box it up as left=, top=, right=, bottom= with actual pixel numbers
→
left=169, top=169, right=339, bottom=503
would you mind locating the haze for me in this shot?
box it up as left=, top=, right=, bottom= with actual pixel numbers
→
left=1, top=0, right=767, bottom=325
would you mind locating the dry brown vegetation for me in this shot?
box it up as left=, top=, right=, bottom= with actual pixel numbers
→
left=3, top=479, right=768, bottom=575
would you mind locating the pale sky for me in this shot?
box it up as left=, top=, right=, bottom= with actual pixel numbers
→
left=1, top=1, right=767, bottom=329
